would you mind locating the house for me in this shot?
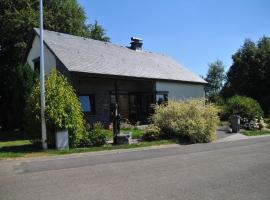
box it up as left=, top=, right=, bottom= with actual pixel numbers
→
left=26, top=28, right=207, bottom=125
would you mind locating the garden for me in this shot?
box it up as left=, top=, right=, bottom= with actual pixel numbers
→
left=0, top=70, right=221, bottom=159
left=219, top=95, right=270, bottom=136
left=1, top=69, right=270, bottom=159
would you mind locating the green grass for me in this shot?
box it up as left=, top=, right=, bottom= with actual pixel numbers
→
left=0, top=139, right=175, bottom=159
left=0, top=140, right=42, bottom=158
left=242, top=130, right=270, bottom=136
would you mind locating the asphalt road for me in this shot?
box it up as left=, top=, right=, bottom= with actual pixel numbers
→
left=1, top=137, right=270, bottom=200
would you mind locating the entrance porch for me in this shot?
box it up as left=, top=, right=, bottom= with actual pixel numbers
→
left=71, top=73, right=168, bottom=126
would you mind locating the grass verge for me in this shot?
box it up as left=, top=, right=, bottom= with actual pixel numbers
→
left=241, top=130, right=270, bottom=136
left=0, top=139, right=175, bottom=159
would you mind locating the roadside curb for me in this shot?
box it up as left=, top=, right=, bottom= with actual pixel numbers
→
left=216, top=133, right=270, bottom=143
left=1, top=144, right=180, bottom=162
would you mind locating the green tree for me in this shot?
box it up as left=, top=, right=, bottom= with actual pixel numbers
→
left=204, top=60, right=225, bottom=101
left=0, top=0, right=110, bottom=130
left=25, top=70, right=86, bottom=147
left=222, top=37, right=270, bottom=114
left=86, top=20, right=110, bottom=42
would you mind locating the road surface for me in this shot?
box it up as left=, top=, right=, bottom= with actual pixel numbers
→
left=1, top=136, right=270, bottom=200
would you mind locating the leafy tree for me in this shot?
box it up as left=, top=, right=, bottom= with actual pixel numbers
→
left=223, top=95, right=263, bottom=121
left=222, top=37, right=270, bottom=115
left=0, top=0, right=110, bottom=130
left=86, top=20, right=110, bottom=42
left=25, top=70, right=87, bottom=147
left=0, top=64, right=35, bottom=131
left=204, top=60, right=225, bottom=101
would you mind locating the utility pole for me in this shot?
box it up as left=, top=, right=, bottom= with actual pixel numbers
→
left=40, top=0, right=47, bottom=150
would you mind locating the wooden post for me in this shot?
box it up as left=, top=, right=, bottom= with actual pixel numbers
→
left=113, top=80, right=119, bottom=144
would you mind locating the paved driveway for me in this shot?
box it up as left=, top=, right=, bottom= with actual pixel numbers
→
left=1, top=137, right=270, bottom=200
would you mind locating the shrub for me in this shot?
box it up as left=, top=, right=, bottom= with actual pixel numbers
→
left=241, top=118, right=259, bottom=130
left=151, top=99, right=219, bottom=143
left=24, top=70, right=86, bottom=147
left=120, top=119, right=134, bottom=130
left=86, top=122, right=107, bottom=146
left=264, top=118, right=270, bottom=129
left=142, top=125, right=160, bottom=141
left=223, top=96, right=263, bottom=121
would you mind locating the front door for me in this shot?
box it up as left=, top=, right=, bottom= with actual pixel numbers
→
left=118, top=95, right=129, bottom=120
left=129, top=93, right=154, bottom=124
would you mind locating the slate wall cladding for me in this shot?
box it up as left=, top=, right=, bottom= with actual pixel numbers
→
left=85, top=92, right=110, bottom=125
left=71, top=74, right=154, bottom=125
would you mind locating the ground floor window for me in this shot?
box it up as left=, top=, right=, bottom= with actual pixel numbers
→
left=79, top=94, right=95, bottom=114
left=156, top=91, right=168, bottom=104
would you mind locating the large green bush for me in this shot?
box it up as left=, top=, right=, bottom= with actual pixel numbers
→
left=24, top=70, right=86, bottom=147
left=223, top=95, right=263, bottom=121
left=151, top=99, right=219, bottom=143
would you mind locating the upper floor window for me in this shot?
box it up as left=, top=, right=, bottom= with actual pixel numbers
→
left=33, top=57, right=40, bottom=73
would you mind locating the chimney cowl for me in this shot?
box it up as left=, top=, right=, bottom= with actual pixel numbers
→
left=130, top=37, right=143, bottom=51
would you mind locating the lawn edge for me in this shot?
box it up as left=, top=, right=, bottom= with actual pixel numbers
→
left=0, top=142, right=179, bottom=161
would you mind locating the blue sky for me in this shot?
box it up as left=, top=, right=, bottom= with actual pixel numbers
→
left=78, top=0, right=270, bottom=76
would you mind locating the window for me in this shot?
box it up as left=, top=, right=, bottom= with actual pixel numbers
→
left=156, top=92, right=168, bottom=105
left=33, top=57, right=40, bottom=73
left=79, top=95, right=95, bottom=114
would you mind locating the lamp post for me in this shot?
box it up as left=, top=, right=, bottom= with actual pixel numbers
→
left=40, top=0, right=47, bottom=150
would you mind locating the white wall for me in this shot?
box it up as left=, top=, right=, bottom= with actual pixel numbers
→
left=156, top=81, right=205, bottom=100
left=27, top=36, right=56, bottom=73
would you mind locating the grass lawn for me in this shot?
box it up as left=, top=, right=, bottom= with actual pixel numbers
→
left=241, top=130, right=270, bottom=136
left=0, top=139, right=175, bottom=159
left=0, top=140, right=42, bottom=158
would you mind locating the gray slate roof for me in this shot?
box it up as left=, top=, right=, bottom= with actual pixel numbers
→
left=34, top=28, right=206, bottom=84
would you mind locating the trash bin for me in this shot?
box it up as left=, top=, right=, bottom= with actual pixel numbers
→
left=231, top=115, right=241, bottom=133
left=55, top=130, right=69, bottom=150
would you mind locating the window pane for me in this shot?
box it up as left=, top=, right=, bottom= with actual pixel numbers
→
left=156, top=94, right=164, bottom=104
left=79, top=96, right=91, bottom=112
left=156, top=94, right=168, bottom=105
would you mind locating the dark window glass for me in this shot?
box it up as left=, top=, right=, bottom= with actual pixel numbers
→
left=156, top=93, right=168, bottom=105
left=79, top=95, right=95, bottom=114
left=33, top=57, right=40, bottom=73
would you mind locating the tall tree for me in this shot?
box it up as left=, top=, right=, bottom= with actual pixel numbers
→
left=86, top=20, right=110, bottom=42
left=0, top=0, right=110, bottom=130
left=204, top=60, right=225, bottom=100
left=222, top=37, right=270, bottom=114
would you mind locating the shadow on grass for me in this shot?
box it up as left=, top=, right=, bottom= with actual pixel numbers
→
left=0, top=131, right=27, bottom=142
left=0, top=144, right=41, bottom=154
